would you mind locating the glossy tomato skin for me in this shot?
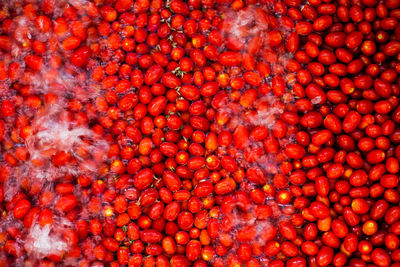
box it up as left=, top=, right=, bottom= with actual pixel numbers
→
left=1, top=0, right=400, bottom=266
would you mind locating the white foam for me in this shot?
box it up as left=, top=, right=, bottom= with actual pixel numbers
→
left=24, top=224, right=67, bottom=259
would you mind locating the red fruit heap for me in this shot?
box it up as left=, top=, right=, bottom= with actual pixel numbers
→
left=0, top=0, right=400, bottom=266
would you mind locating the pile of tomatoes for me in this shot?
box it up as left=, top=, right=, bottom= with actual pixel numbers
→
left=0, top=0, right=399, bottom=266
